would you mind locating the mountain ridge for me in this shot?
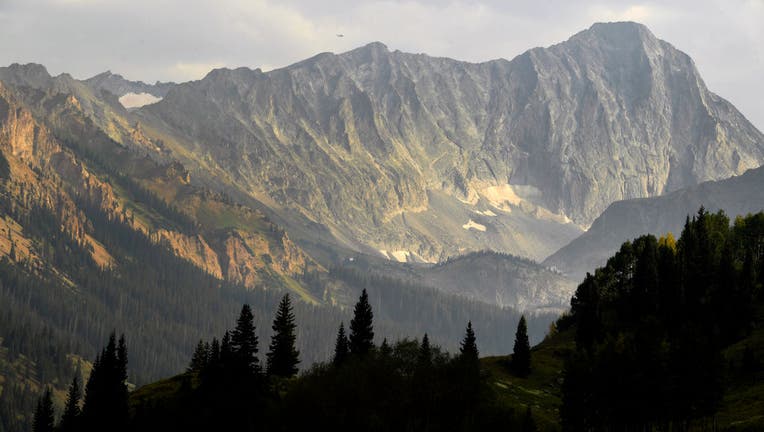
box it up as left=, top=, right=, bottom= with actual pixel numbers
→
left=126, top=21, right=764, bottom=262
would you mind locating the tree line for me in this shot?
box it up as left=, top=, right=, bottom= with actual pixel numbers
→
left=33, top=289, right=536, bottom=432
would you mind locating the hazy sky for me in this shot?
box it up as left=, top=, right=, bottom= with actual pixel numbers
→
left=1, top=0, right=762, bottom=129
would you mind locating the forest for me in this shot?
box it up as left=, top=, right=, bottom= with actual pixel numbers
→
left=24, top=208, right=764, bottom=431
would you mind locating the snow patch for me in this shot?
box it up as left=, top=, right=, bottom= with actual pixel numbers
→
left=462, top=219, right=487, bottom=232
left=119, top=92, right=162, bottom=109
left=473, top=209, right=497, bottom=217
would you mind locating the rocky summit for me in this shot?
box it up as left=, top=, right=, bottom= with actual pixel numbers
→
left=126, top=22, right=764, bottom=263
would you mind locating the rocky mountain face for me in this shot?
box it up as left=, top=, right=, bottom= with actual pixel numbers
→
left=127, top=22, right=764, bottom=263
left=84, top=71, right=174, bottom=108
left=0, top=75, right=320, bottom=299
left=545, top=165, right=764, bottom=281
left=84, top=71, right=175, bottom=98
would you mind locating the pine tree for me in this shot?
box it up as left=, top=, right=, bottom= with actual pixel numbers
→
left=333, top=322, right=349, bottom=366
left=59, top=375, right=82, bottom=432
left=418, top=333, right=432, bottom=368
left=460, top=321, right=479, bottom=361
left=32, top=388, right=54, bottom=432
left=266, top=294, right=300, bottom=377
left=511, top=315, right=531, bottom=377
left=209, top=337, right=221, bottom=367
left=189, top=339, right=210, bottom=372
left=379, top=338, right=392, bottom=359
left=220, top=331, right=233, bottom=366
left=231, top=304, right=260, bottom=374
left=349, top=289, right=374, bottom=356
left=115, top=334, right=129, bottom=426
left=82, top=332, right=129, bottom=432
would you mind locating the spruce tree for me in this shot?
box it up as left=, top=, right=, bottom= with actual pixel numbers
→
left=266, top=294, right=300, bottom=377
left=32, top=388, right=54, bottom=432
left=209, top=337, right=221, bottom=367
left=220, top=331, right=233, bottom=367
left=511, top=315, right=531, bottom=377
left=231, top=304, right=260, bottom=374
left=333, top=322, right=349, bottom=366
left=379, top=338, right=392, bottom=359
left=189, top=340, right=210, bottom=372
left=82, top=332, right=129, bottom=432
left=418, top=333, right=432, bottom=368
left=59, top=375, right=82, bottom=432
left=349, top=289, right=375, bottom=356
left=460, top=321, right=479, bottom=361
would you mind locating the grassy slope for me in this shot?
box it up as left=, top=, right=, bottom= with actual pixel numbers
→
left=482, top=329, right=572, bottom=432
left=716, top=305, right=764, bottom=431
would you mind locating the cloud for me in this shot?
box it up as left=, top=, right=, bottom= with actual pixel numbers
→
left=0, top=0, right=762, bottom=129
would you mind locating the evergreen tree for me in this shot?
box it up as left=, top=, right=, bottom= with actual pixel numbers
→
left=379, top=338, right=392, bottom=359
left=511, top=315, right=531, bottom=377
left=349, top=289, right=375, bottom=356
left=266, top=294, right=301, bottom=377
left=333, top=322, right=349, bottom=366
left=59, top=375, right=82, bottom=432
left=188, top=340, right=210, bottom=372
left=32, top=388, right=54, bottom=432
left=81, top=333, right=129, bottom=432
left=460, top=321, right=479, bottom=361
left=231, top=304, right=260, bottom=374
left=220, top=331, right=233, bottom=367
left=417, top=333, right=432, bottom=368
left=209, top=338, right=221, bottom=367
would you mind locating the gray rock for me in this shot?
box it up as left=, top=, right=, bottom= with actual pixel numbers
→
left=121, top=22, right=764, bottom=261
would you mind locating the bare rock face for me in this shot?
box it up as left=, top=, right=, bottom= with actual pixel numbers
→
left=134, top=22, right=764, bottom=262
left=83, top=71, right=175, bottom=99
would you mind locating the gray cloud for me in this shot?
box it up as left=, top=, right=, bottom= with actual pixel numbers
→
left=0, top=0, right=762, bottom=129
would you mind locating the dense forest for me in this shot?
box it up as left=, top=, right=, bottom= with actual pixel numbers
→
left=559, top=208, right=764, bottom=430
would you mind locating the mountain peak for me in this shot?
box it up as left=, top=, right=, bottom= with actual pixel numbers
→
left=567, top=21, right=657, bottom=49
left=343, top=41, right=390, bottom=58
left=6, top=62, right=51, bottom=79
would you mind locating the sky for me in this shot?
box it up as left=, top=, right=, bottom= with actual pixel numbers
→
left=0, top=0, right=762, bottom=129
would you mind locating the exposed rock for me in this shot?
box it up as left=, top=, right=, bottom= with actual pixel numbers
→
left=134, top=22, right=764, bottom=262
left=84, top=71, right=175, bottom=99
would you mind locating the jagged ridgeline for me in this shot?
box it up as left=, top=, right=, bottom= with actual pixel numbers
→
left=0, top=80, right=548, bottom=432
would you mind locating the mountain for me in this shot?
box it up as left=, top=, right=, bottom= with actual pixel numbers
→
left=124, top=21, right=764, bottom=263
left=84, top=71, right=175, bottom=108
left=338, top=250, right=575, bottom=314
left=545, top=165, right=764, bottom=280
left=0, top=74, right=557, bottom=430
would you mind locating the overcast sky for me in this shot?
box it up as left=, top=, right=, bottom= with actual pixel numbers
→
left=0, top=0, right=762, bottom=129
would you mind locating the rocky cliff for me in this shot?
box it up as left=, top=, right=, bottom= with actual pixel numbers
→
left=131, top=22, right=764, bottom=262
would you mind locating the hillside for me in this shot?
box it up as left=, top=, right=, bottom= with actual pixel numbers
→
left=545, top=165, right=764, bottom=280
